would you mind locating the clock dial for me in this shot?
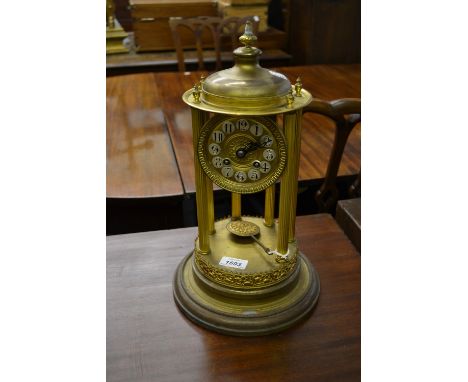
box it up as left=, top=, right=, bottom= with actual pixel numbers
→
left=198, top=115, right=287, bottom=194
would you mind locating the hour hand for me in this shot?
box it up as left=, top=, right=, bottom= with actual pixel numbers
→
left=236, top=141, right=259, bottom=158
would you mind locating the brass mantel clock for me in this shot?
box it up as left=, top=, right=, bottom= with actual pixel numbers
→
left=173, top=22, right=320, bottom=336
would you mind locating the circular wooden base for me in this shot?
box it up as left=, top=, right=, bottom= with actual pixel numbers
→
left=173, top=252, right=320, bottom=336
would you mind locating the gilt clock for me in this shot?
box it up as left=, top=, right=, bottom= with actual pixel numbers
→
left=173, top=21, right=320, bottom=336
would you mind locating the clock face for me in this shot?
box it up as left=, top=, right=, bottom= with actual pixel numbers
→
left=198, top=115, right=287, bottom=194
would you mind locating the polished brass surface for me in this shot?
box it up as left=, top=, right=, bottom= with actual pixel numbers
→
left=198, top=115, right=287, bottom=194
left=182, top=23, right=312, bottom=114
left=173, top=249, right=320, bottom=336
left=194, top=217, right=297, bottom=290
left=231, top=193, right=241, bottom=220
left=276, top=110, right=303, bottom=254
left=264, top=184, right=275, bottom=227
left=206, top=178, right=215, bottom=234
left=183, top=88, right=312, bottom=116
left=286, top=109, right=303, bottom=242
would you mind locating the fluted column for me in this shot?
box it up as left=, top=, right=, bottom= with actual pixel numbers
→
left=191, top=107, right=210, bottom=253
left=231, top=193, right=241, bottom=220
left=206, top=178, right=215, bottom=234
left=264, top=184, right=275, bottom=227
left=277, top=109, right=302, bottom=254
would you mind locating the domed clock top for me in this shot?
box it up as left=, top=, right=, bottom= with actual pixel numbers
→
left=183, top=21, right=312, bottom=114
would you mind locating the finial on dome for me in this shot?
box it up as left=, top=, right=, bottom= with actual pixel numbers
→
left=239, top=21, right=257, bottom=49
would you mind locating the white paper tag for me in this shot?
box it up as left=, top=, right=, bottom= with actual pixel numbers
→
left=219, top=256, right=248, bottom=270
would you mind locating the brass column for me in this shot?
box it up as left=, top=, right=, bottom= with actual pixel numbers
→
left=264, top=184, right=275, bottom=226
left=231, top=192, right=241, bottom=220
left=287, top=109, right=303, bottom=241
left=206, top=179, right=215, bottom=234
left=192, top=107, right=210, bottom=253
left=277, top=110, right=302, bottom=254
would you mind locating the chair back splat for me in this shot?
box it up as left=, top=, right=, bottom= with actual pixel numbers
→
left=169, top=15, right=260, bottom=72
left=302, top=98, right=361, bottom=212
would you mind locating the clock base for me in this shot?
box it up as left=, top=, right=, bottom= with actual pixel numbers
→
left=173, top=251, right=320, bottom=336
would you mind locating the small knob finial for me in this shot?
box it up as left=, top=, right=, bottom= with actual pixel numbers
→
left=239, top=21, right=257, bottom=49
left=294, top=77, right=303, bottom=97
left=287, top=88, right=295, bottom=107
left=192, top=82, right=201, bottom=103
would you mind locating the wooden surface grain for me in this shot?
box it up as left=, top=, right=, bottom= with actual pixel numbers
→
left=279, top=65, right=361, bottom=182
left=106, top=73, right=184, bottom=198
left=106, top=65, right=360, bottom=197
left=107, top=214, right=361, bottom=381
left=159, top=64, right=361, bottom=194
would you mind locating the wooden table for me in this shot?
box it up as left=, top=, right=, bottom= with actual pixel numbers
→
left=107, top=74, right=184, bottom=198
left=107, top=214, right=361, bottom=381
left=106, top=65, right=361, bottom=232
left=336, top=198, right=361, bottom=253
left=153, top=64, right=360, bottom=194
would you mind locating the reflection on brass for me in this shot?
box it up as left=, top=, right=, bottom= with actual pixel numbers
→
left=173, top=22, right=319, bottom=336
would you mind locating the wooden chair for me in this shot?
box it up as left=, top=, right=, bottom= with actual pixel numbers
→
left=302, top=98, right=361, bottom=213
left=168, top=15, right=260, bottom=72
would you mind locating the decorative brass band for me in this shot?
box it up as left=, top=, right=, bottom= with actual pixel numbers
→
left=183, top=88, right=313, bottom=116
left=194, top=251, right=298, bottom=289
left=198, top=115, right=287, bottom=194
left=202, top=91, right=288, bottom=110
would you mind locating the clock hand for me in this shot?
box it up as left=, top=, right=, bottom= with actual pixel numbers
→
left=236, top=141, right=261, bottom=158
